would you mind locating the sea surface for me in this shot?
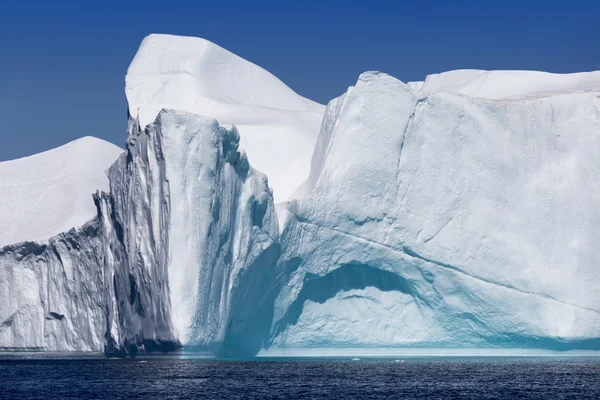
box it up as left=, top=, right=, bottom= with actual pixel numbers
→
left=1, top=355, right=599, bottom=399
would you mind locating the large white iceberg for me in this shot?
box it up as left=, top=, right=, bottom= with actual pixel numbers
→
left=2, top=34, right=600, bottom=355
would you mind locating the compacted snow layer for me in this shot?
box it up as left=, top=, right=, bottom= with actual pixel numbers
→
left=95, top=110, right=280, bottom=355
left=271, top=71, right=600, bottom=350
left=0, top=137, right=122, bottom=246
left=418, top=69, right=600, bottom=100
left=126, top=34, right=325, bottom=202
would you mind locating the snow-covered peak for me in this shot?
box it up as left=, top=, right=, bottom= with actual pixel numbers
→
left=127, top=34, right=322, bottom=123
left=125, top=34, right=325, bottom=203
left=0, top=137, right=122, bottom=246
left=417, top=69, right=600, bottom=100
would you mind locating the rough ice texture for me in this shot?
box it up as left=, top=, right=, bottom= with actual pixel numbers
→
left=2, top=34, right=600, bottom=355
left=94, top=124, right=177, bottom=354
left=0, top=137, right=122, bottom=247
left=95, top=109, right=280, bottom=356
left=0, top=221, right=104, bottom=351
left=272, top=71, right=600, bottom=351
left=125, top=34, right=325, bottom=202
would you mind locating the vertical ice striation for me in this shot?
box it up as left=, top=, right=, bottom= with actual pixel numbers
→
left=95, top=109, right=280, bottom=356
left=94, top=115, right=177, bottom=353
left=0, top=222, right=105, bottom=351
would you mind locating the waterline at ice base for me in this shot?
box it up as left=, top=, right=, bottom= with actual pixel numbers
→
left=2, top=34, right=600, bottom=357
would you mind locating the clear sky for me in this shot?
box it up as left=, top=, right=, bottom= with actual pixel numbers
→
left=1, top=0, right=598, bottom=160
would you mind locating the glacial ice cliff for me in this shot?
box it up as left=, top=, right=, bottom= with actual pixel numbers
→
left=95, top=109, right=280, bottom=356
left=271, top=71, right=600, bottom=350
left=0, top=221, right=105, bottom=351
left=2, top=34, right=600, bottom=355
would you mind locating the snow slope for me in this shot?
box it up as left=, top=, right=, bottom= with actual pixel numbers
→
left=126, top=34, right=325, bottom=202
left=272, top=71, right=600, bottom=350
left=0, top=137, right=122, bottom=246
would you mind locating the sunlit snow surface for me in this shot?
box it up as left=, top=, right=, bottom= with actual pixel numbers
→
left=415, top=69, right=600, bottom=100
left=126, top=34, right=325, bottom=203
left=0, top=137, right=122, bottom=246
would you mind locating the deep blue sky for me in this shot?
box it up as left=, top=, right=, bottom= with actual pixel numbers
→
left=1, top=0, right=598, bottom=160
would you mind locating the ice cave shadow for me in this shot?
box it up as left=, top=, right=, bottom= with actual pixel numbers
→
left=213, top=242, right=282, bottom=357
left=271, top=262, right=415, bottom=341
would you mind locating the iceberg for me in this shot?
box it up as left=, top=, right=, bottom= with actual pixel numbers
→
left=2, top=34, right=600, bottom=355
left=272, top=71, right=600, bottom=350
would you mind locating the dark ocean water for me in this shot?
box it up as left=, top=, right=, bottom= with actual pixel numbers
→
left=1, top=356, right=599, bottom=399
